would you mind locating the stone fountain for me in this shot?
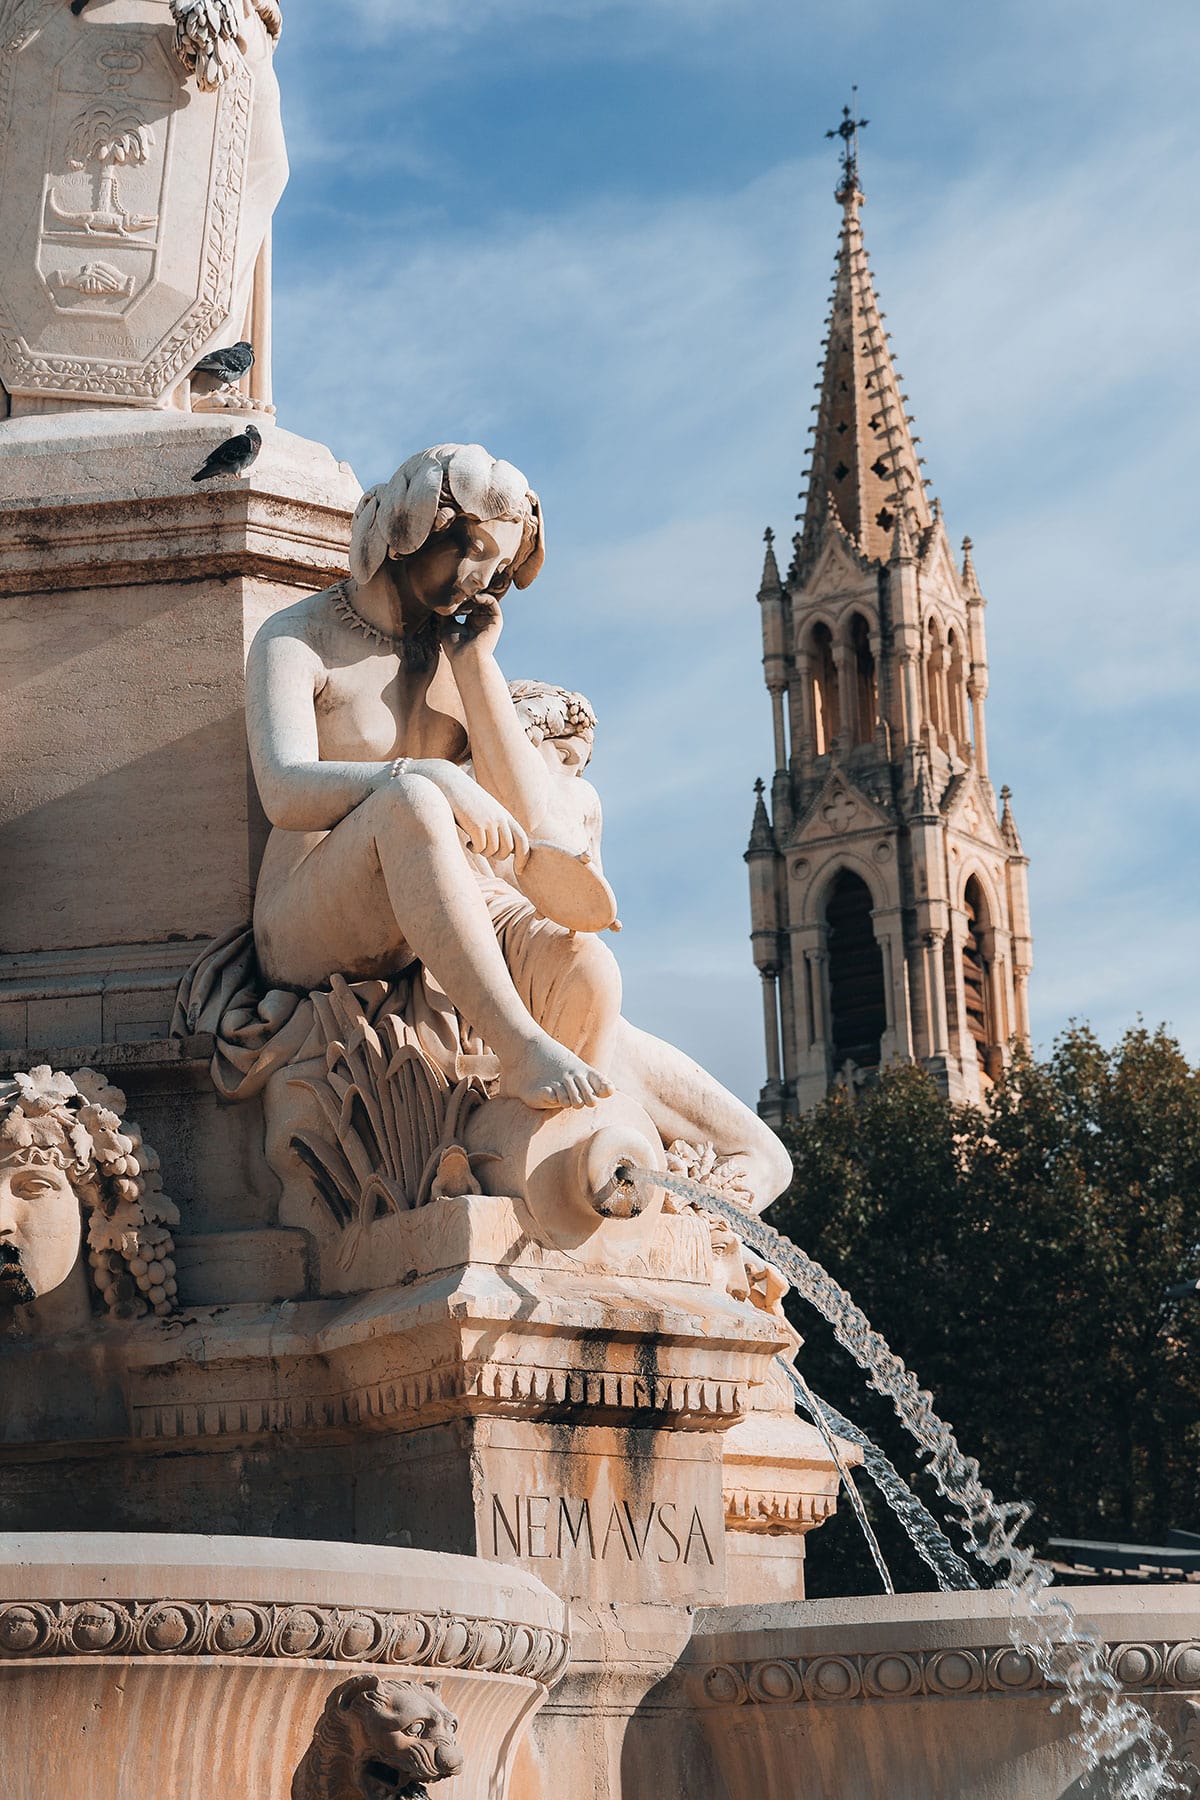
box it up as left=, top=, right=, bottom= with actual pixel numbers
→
left=1, top=4, right=1198, bottom=1796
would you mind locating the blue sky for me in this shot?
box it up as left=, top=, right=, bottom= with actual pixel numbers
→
left=270, top=0, right=1199, bottom=1103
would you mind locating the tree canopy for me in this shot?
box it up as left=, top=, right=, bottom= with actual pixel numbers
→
left=771, top=1023, right=1200, bottom=1597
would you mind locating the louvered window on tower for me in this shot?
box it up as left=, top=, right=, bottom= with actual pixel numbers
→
left=951, top=878, right=1003, bottom=1084
left=825, top=871, right=886, bottom=1072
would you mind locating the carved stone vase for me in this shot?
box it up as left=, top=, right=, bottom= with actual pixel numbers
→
left=0, top=1533, right=569, bottom=1800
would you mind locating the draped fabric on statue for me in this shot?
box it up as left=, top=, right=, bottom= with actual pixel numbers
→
left=171, top=923, right=474, bottom=1102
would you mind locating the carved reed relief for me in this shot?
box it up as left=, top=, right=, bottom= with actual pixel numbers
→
left=0, top=1598, right=569, bottom=1684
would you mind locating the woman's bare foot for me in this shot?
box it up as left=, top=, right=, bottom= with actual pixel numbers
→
left=499, top=1032, right=613, bottom=1110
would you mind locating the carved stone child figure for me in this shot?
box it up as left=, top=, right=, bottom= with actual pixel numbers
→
left=0, top=1068, right=179, bottom=1334
left=497, top=679, right=792, bottom=1212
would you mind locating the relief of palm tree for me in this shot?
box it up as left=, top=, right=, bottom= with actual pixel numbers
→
left=47, top=108, right=158, bottom=237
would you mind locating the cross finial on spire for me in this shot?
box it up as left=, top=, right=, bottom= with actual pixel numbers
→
left=763, top=526, right=774, bottom=545
left=826, top=86, right=868, bottom=200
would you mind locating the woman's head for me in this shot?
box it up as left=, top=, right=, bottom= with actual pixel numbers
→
left=350, top=444, right=545, bottom=601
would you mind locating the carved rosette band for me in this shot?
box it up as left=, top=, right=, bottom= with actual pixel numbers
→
left=0, top=1600, right=569, bottom=1685
left=699, top=1640, right=1200, bottom=1707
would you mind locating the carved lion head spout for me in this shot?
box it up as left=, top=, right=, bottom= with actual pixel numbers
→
left=292, top=1676, right=464, bottom=1800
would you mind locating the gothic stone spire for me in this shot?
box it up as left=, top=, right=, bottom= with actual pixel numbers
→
left=795, top=142, right=931, bottom=572
left=758, top=526, right=783, bottom=598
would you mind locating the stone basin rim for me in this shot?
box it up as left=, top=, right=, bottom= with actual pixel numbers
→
left=0, top=1532, right=568, bottom=1624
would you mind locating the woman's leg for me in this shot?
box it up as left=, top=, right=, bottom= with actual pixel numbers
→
left=255, top=776, right=612, bottom=1109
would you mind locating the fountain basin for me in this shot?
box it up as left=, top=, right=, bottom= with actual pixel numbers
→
left=0, top=1533, right=569, bottom=1800
left=674, top=1589, right=1200, bottom=1798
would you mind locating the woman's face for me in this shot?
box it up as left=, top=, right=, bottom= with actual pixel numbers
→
left=399, top=516, right=525, bottom=615
left=0, top=1154, right=81, bottom=1306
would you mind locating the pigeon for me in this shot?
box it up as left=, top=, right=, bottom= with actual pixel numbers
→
left=191, top=425, right=262, bottom=483
left=190, top=340, right=255, bottom=392
left=70, top=0, right=91, bottom=12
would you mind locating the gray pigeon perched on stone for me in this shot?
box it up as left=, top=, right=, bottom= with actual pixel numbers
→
left=191, top=425, right=262, bottom=483
left=191, top=340, right=255, bottom=391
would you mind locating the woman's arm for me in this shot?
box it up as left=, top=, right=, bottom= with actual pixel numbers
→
left=246, top=626, right=395, bottom=831
left=445, top=601, right=551, bottom=836
left=245, top=618, right=530, bottom=862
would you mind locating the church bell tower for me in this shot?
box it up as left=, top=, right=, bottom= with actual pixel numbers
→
left=746, top=105, right=1033, bottom=1123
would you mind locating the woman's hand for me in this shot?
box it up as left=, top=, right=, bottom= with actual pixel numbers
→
left=442, top=596, right=503, bottom=663
left=436, top=764, right=529, bottom=864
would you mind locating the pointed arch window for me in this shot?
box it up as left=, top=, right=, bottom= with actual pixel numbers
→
left=927, top=618, right=947, bottom=743
left=947, top=629, right=968, bottom=751
left=850, top=614, right=878, bottom=746
left=826, top=870, right=886, bottom=1072
left=811, top=623, right=840, bottom=756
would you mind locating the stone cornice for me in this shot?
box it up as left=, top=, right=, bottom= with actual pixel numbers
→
left=723, top=1487, right=838, bottom=1534
left=2, top=1256, right=788, bottom=1454
left=131, top=1356, right=754, bottom=1445
left=0, top=485, right=355, bottom=595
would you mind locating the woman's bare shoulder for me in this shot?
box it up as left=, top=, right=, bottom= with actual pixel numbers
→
left=255, top=586, right=340, bottom=651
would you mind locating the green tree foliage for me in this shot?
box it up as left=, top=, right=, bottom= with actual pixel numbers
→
left=771, top=1023, right=1200, bottom=1597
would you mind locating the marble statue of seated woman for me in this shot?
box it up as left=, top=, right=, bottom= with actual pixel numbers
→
left=242, top=442, right=790, bottom=1210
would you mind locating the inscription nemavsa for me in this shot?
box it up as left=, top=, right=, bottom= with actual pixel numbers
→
left=490, top=1494, right=716, bottom=1566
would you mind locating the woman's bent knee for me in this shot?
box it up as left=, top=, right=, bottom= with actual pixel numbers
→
left=362, top=771, right=456, bottom=843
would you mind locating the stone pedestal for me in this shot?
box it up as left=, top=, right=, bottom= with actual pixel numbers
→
left=0, top=411, right=361, bottom=1055
left=0, top=1189, right=849, bottom=1798
left=0, top=1532, right=569, bottom=1800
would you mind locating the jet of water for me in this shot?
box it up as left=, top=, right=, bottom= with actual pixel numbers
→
left=785, top=1367, right=978, bottom=1592
left=787, top=1362, right=896, bottom=1595
left=630, top=1164, right=1184, bottom=1799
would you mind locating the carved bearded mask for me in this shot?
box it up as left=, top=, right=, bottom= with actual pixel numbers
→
left=0, top=1152, right=81, bottom=1307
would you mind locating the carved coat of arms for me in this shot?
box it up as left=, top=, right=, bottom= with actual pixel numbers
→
left=0, top=0, right=285, bottom=405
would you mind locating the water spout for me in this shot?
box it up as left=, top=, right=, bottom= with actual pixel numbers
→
left=631, top=1164, right=1183, bottom=1799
